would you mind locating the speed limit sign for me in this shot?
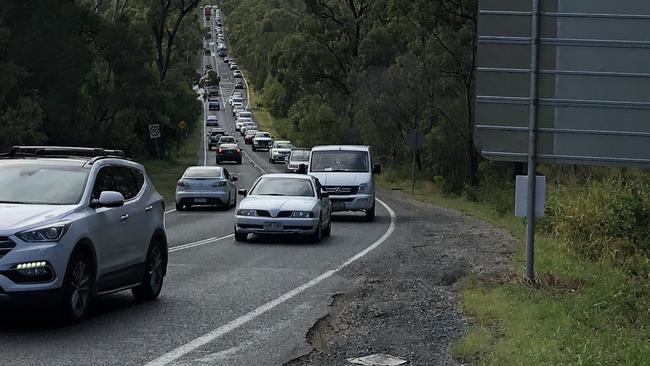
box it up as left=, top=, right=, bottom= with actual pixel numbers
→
left=148, top=124, right=161, bottom=139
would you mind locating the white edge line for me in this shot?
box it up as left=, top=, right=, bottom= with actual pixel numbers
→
left=169, top=234, right=233, bottom=253
left=144, top=198, right=396, bottom=366
left=241, top=150, right=266, bottom=174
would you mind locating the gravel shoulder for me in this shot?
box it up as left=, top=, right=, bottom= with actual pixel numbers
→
left=286, top=188, right=516, bottom=365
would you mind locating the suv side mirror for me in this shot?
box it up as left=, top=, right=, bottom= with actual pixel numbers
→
left=238, top=189, right=248, bottom=196
left=373, top=164, right=382, bottom=175
left=91, top=191, right=125, bottom=209
left=231, top=176, right=238, bottom=182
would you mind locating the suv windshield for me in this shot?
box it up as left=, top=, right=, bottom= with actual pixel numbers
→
left=255, top=133, right=270, bottom=138
left=250, top=177, right=314, bottom=197
left=310, top=150, right=369, bottom=173
left=0, top=162, right=89, bottom=204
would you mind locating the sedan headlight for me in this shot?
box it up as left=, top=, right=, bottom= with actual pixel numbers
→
left=358, top=183, right=370, bottom=193
left=237, top=209, right=257, bottom=216
left=291, top=211, right=314, bottom=218
left=16, top=222, right=71, bottom=243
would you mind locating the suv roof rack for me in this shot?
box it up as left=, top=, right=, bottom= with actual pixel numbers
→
left=1, top=146, right=127, bottom=159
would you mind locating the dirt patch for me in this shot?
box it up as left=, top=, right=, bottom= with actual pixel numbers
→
left=286, top=189, right=516, bottom=365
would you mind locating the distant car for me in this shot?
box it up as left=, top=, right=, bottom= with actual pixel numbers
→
left=235, top=118, right=251, bottom=132
left=252, top=132, right=272, bottom=151
left=208, top=101, right=220, bottom=111
left=207, top=87, right=219, bottom=97
left=206, top=115, right=219, bottom=126
left=204, top=49, right=211, bottom=56
left=207, top=96, right=219, bottom=104
left=216, top=143, right=243, bottom=165
left=217, top=49, right=227, bottom=57
left=208, top=128, right=227, bottom=150
left=233, top=71, right=242, bottom=78
left=286, top=148, right=311, bottom=172
left=240, top=122, right=257, bottom=136
left=244, top=129, right=259, bottom=144
left=230, top=63, right=238, bottom=71
left=175, top=166, right=238, bottom=211
left=232, top=101, right=244, bottom=110
left=237, top=111, right=252, bottom=119
left=224, top=57, right=230, bottom=64
left=235, top=81, right=244, bottom=89
left=235, top=174, right=332, bottom=243
left=217, top=135, right=237, bottom=147
left=269, top=140, right=293, bottom=163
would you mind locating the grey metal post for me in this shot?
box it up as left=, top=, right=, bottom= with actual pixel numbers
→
left=526, top=0, right=542, bottom=281
left=411, top=152, right=416, bottom=194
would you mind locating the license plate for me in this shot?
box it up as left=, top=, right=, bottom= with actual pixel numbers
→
left=263, top=222, right=283, bottom=231
left=194, top=198, right=207, bottom=204
left=333, top=202, right=345, bottom=210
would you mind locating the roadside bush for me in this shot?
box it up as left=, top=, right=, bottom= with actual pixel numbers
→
left=543, top=178, right=650, bottom=265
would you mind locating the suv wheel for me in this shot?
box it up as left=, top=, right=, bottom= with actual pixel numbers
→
left=132, top=241, right=165, bottom=301
left=62, top=252, right=94, bottom=322
left=175, top=202, right=184, bottom=211
left=235, top=230, right=247, bottom=242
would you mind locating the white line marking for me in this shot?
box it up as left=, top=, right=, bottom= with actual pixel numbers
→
left=241, top=150, right=266, bottom=174
left=164, top=209, right=176, bottom=215
left=169, top=234, right=233, bottom=253
left=144, top=198, right=396, bottom=366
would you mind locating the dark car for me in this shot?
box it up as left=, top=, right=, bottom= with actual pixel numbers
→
left=208, top=128, right=227, bottom=150
left=235, top=81, right=244, bottom=89
left=244, top=130, right=258, bottom=144
left=208, top=87, right=219, bottom=97
left=206, top=116, right=219, bottom=126
left=208, top=101, right=220, bottom=111
left=216, top=143, right=242, bottom=164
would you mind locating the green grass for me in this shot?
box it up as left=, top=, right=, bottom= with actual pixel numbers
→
left=141, top=126, right=201, bottom=204
left=244, top=78, right=288, bottom=139
left=378, top=171, right=650, bottom=365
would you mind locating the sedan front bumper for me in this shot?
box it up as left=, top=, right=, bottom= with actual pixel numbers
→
left=235, top=216, right=319, bottom=235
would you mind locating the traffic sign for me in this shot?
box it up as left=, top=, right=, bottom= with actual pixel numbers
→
left=406, top=129, right=425, bottom=153
left=149, top=124, right=161, bottom=139
left=177, top=121, right=188, bottom=130
left=475, top=0, right=650, bottom=168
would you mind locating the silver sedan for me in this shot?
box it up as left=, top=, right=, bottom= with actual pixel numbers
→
left=234, top=174, right=332, bottom=243
left=175, top=166, right=238, bottom=211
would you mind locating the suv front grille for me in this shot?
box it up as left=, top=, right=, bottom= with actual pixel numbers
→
left=0, top=237, right=16, bottom=259
left=323, top=186, right=359, bottom=195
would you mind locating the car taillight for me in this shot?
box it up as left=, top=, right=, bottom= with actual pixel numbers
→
left=236, top=149, right=241, bottom=155
left=212, top=181, right=227, bottom=187
left=218, top=148, right=223, bottom=153
left=177, top=180, right=189, bottom=187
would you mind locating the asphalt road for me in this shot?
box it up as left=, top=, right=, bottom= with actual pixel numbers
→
left=0, top=8, right=396, bottom=366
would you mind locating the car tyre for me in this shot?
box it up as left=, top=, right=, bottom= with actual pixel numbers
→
left=235, top=230, right=247, bottom=242
left=365, top=203, right=376, bottom=222
left=237, top=158, right=242, bottom=165
left=132, top=240, right=165, bottom=301
left=252, top=146, right=256, bottom=151
left=309, top=220, right=323, bottom=243
left=175, top=202, right=184, bottom=211
left=61, top=251, right=94, bottom=323
left=323, top=217, right=332, bottom=237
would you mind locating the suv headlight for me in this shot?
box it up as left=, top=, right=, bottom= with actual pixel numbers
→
left=358, top=183, right=370, bottom=193
left=237, top=209, right=257, bottom=216
left=291, top=211, right=314, bottom=218
left=16, top=222, right=71, bottom=243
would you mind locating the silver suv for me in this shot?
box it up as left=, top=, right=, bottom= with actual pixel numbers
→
left=0, top=147, right=168, bottom=321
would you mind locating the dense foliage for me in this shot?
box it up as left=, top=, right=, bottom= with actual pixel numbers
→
left=0, top=0, right=203, bottom=157
left=219, top=0, right=479, bottom=193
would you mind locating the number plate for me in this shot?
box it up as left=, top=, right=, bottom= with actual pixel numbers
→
left=263, top=222, right=283, bottom=231
left=333, top=202, right=345, bottom=210
left=194, top=198, right=207, bottom=204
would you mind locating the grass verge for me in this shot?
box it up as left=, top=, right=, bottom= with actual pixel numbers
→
left=378, top=171, right=650, bottom=365
left=245, top=79, right=289, bottom=139
left=141, top=126, right=201, bottom=204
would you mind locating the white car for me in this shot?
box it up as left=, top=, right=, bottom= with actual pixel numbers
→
left=175, top=166, right=238, bottom=211
left=269, top=140, right=293, bottom=163
left=235, top=174, right=332, bottom=243
left=232, top=101, right=244, bottom=110
left=235, top=117, right=253, bottom=131
left=252, top=132, right=273, bottom=151
left=233, top=70, right=242, bottom=78
left=240, top=122, right=257, bottom=135
left=236, top=111, right=252, bottom=119
left=230, top=63, right=238, bottom=70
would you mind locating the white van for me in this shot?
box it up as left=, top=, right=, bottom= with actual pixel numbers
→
left=308, top=145, right=381, bottom=221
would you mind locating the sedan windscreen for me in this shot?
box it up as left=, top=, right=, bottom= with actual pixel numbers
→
left=310, top=151, right=369, bottom=173
left=0, top=163, right=89, bottom=204
left=250, top=178, right=314, bottom=197
left=185, top=167, right=222, bottom=178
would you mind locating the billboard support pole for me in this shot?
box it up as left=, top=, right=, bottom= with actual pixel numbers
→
left=525, top=0, right=542, bottom=282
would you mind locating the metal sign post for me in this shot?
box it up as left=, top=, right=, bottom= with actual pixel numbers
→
left=406, top=129, right=425, bottom=194
left=149, top=123, right=162, bottom=160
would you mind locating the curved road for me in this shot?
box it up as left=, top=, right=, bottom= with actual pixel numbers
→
left=0, top=12, right=396, bottom=366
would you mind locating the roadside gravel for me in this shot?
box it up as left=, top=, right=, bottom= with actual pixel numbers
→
left=286, top=188, right=516, bottom=365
